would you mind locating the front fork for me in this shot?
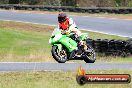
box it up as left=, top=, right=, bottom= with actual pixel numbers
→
left=53, top=44, right=62, bottom=52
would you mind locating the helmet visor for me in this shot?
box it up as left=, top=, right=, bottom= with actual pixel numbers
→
left=58, top=17, right=65, bottom=23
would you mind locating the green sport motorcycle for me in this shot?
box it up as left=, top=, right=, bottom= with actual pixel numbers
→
left=49, top=28, right=96, bottom=63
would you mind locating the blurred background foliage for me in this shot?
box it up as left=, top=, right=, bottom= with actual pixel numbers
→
left=0, top=0, right=132, bottom=7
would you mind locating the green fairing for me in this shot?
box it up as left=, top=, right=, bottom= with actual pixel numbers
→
left=49, top=29, right=88, bottom=52
left=59, top=37, right=77, bottom=52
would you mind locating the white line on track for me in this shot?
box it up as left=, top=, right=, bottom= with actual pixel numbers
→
left=0, top=19, right=130, bottom=38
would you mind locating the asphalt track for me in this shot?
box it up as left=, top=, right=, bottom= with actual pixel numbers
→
left=0, top=10, right=132, bottom=71
left=0, top=10, right=132, bottom=38
left=0, top=62, right=132, bottom=71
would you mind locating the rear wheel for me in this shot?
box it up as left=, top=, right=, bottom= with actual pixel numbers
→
left=51, top=46, right=67, bottom=63
left=84, top=45, right=96, bottom=63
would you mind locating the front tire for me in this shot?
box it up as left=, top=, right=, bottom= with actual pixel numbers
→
left=51, top=46, right=67, bottom=63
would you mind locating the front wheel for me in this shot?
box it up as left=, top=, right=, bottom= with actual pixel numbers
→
left=51, top=46, right=67, bottom=63
left=84, top=46, right=96, bottom=63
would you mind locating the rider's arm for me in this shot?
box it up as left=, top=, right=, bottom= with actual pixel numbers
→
left=68, top=18, right=81, bottom=36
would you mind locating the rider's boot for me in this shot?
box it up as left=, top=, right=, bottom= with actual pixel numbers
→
left=79, top=41, right=89, bottom=52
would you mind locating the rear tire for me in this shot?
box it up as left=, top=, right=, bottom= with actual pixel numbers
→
left=51, top=46, right=67, bottom=63
left=84, top=46, right=96, bottom=63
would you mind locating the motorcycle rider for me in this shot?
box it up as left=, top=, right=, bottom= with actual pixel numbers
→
left=58, top=12, right=87, bottom=58
left=58, top=12, right=81, bottom=36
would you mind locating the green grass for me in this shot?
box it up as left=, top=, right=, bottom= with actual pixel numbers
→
left=0, top=70, right=131, bottom=88
left=0, top=27, right=53, bottom=62
left=83, top=30, right=128, bottom=40
left=0, top=21, right=131, bottom=62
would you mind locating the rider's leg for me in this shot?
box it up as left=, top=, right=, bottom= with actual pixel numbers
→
left=69, top=34, right=86, bottom=59
left=72, top=33, right=88, bottom=50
